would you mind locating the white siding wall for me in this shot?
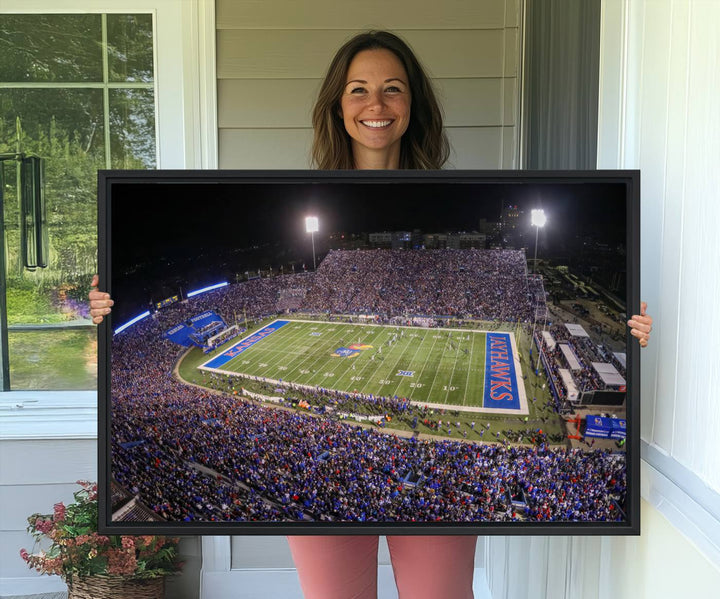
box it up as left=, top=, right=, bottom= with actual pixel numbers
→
left=486, top=1, right=720, bottom=597
left=216, top=0, right=522, bottom=169
left=602, top=0, right=720, bottom=494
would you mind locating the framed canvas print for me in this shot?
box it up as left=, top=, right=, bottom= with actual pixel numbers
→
left=98, top=170, right=640, bottom=535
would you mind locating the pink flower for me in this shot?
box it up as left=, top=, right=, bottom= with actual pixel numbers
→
left=34, top=518, right=54, bottom=535
left=121, top=537, right=135, bottom=550
left=107, top=548, right=137, bottom=576
left=43, top=556, right=64, bottom=576
left=19, top=548, right=29, bottom=562
left=53, top=502, right=66, bottom=522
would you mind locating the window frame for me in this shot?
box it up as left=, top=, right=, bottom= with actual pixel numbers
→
left=0, top=0, right=217, bottom=425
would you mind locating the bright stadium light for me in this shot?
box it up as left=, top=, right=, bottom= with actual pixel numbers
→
left=305, top=216, right=319, bottom=270
left=531, top=209, right=546, bottom=274
left=187, top=281, right=229, bottom=298
left=305, top=216, right=319, bottom=233
left=114, top=311, right=151, bottom=335
left=531, top=208, right=547, bottom=228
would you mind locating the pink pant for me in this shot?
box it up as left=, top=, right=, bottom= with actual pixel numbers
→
left=287, top=535, right=477, bottom=599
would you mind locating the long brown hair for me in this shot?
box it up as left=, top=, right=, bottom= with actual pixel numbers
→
left=311, top=31, right=449, bottom=170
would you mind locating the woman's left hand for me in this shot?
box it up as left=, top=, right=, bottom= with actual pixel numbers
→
left=627, top=301, right=652, bottom=348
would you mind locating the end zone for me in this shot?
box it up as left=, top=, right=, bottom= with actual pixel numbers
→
left=200, top=320, right=290, bottom=370
left=482, top=332, right=528, bottom=415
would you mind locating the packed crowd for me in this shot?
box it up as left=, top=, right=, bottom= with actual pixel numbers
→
left=302, top=249, right=534, bottom=322
left=109, top=250, right=626, bottom=523
left=137, top=249, right=534, bottom=327
left=182, top=274, right=314, bottom=324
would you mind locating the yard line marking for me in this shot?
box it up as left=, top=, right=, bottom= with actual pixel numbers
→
left=463, top=331, right=477, bottom=406
left=414, top=329, right=441, bottom=404
left=343, top=326, right=387, bottom=395
left=253, top=319, right=311, bottom=377
left=383, top=330, right=421, bottom=401
left=445, top=335, right=462, bottom=404
left=391, top=329, right=427, bottom=401
left=426, top=331, right=454, bottom=403
left=232, top=318, right=309, bottom=376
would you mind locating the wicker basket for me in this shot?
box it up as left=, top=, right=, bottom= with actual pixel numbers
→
left=67, top=575, right=164, bottom=599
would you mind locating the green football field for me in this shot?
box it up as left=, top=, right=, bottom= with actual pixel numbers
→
left=198, top=319, right=507, bottom=409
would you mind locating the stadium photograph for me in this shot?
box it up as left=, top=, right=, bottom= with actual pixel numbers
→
left=102, top=172, right=635, bottom=531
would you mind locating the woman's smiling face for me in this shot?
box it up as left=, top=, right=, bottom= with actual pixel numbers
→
left=340, top=48, right=411, bottom=168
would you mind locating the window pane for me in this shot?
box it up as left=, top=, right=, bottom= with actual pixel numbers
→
left=0, top=14, right=102, bottom=82
left=0, top=89, right=106, bottom=161
left=110, top=89, right=156, bottom=168
left=107, top=14, right=154, bottom=83
left=8, top=329, right=97, bottom=390
left=1, top=88, right=104, bottom=286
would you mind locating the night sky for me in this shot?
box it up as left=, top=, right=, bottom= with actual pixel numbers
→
left=106, top=174, right=630, bottom=324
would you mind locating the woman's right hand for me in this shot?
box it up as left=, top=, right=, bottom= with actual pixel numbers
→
left=89, top=274, right=114, bottom=324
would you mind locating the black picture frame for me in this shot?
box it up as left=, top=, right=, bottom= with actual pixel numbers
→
left=98, top=169, right=640, bottom=536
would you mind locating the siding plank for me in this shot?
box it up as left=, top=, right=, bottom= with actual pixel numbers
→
left=219, top=127, right=511, bottom=170
left=504, top=27, right=519, bottom=77
left=219, top=128, right=314, bottom=169
left=505, top=0, right=522, bottom=28
left=446, top=127, right=505, bottom=169
left=217, top=0, right=508, bottom=30
left=218, top=79, right=319, bottom=128
left=217, top=30, right=508, bottom=79
left=440, top=79, right=508, bottom=127
left=0, top=483, right=81, bottom=530
left=503, top=126, right=519, bottom=168
left=218, top=78, right=515, bottom=128
left=0, top=439, right=96, bottom=485
left=1, top=531, right=56, bottom=579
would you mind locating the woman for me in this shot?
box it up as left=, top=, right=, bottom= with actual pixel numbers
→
left=90, top=31, right=652, bottom=599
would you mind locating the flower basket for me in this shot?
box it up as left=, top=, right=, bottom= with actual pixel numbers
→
left=67, top=575, right=164, bottom=599
left=20, top=481, right=182, bottom=596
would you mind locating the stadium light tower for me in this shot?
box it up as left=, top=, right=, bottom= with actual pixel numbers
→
left=305, top=216, right=319, bottom=270
left=531, top=209, right=546, bottom=274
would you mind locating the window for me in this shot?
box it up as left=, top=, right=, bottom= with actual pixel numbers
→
left=0, top=13, right=156, bottom=389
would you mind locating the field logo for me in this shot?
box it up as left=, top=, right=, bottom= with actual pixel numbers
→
left=397, top=370, right=415, bottom=377
left=332, top=344, right=373, bottom=358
